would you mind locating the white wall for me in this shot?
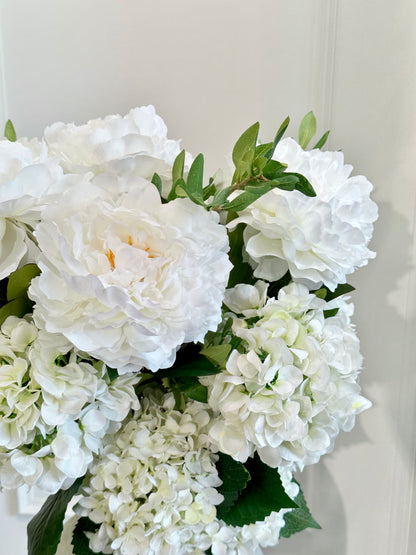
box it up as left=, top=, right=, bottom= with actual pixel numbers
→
left=0, top=1, right=415, bottom=554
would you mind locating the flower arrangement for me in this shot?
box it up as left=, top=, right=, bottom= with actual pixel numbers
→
left=0, top=106, right=378, bottom=555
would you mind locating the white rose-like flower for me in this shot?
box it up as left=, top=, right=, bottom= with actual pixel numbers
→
left=44, top=105, right=193, bottom=196
left=231, top=138, right=378, bottom=290
left=29, top=176, right=232, bottom=373
left=0, top=138, right=65, bottom=278
left=205, top=283, right=370, bottom=469
left=75, top=390, right=223, bottom=555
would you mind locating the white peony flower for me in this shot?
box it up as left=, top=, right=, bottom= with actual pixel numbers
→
left=44, top=105, right=193, bottom=196
left=204, top=283, right=370, bottom=469
left=0, top=138, right=66, bottom=279
left=230, top=138, right=378, bottom=290
left=29, top=176, right=232, bottom=373
left=75, top=390, right=223, bottom=555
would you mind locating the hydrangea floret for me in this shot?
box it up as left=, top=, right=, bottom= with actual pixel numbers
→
left=0, top=110, right=376, bottom=555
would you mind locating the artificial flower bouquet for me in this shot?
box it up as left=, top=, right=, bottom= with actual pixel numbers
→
left=0, top=106, right=378, bottom=555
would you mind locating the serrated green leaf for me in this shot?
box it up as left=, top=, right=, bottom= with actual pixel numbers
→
left=232, top=122, right=259, bottom=179
left=200, top=344, right=232, bottom=368
left=280, top=482, right=321, bottom=538
left=172, top=150, right=186, bottom=184
left=299, top=111, right=317, bottom=149
left=215, top=453, right=250, bottom=517
left=4, top=119, right=16, bottom=142
left=313, top=130, right=330, bottom=150
left=28, top=478, right=83, bottom=555
left=0, top=297, right=33, bottom=325
left=151, top=172, right=162, bottom=195
left=218, top=455, right=297, bottom=527
left=7, top=264, right=41, bottom=301
left=72, top=517, right=105, bottom=555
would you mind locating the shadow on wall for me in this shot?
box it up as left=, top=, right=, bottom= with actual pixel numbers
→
left=265, top=463, right=347, bottom=555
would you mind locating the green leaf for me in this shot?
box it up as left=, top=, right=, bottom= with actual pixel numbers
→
left=172, top=149, right=186, bottom=184
left=156, top=345, right=220, bottom=379
left=227, top=223, right=254, bottom=288
left=167, top=177, right=187, bottom=201
left=175, top=378, right=208, bottom=403
left=221, top=181, right=274, bottom=212
left=72, top=517, right=105, bottom=555
left=28, top=478, right=83, bottom=555
left=184, top=153, right=205, bottom=205
left=4, top=119, right=16, bottom=142
left=262, top=159, right=287, bottom=180
left=264, top=116, right=290, bottom=159
left=322, top=283, right=355, bottom=301
left=151, top=172, right=162, bottom=195
left=313, top=288, right=327, bottom=300
left=313, top=130, right=330, bottom=150
left=200, top=344, right=232, bottom=368
left=290, top=173, right=316, bottom=197
left=203, top=182, right=217, bottom=201
left=232, top=122, right=259, bottom=179
left=254, top=142, right=274, bottom=159
left=268, top=175, right=298, bottom=192
left=298, top=111, right=317, bottom=149
left=211, top=186, right=232, bottom=207
left=215, top=453, right=250, bottom=517
left=7, top=264, right=41, bottom=301
left=280, top=482, right=321, bottom=538
left=267, top=271, right=292, bottom=298
left=0, top=297, right=33, bottom=325
left=324, top=307, right=339, bottom=318
left=218, top=455, right=297, bottom=526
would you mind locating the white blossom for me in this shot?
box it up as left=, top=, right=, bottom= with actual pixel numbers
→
left=0, top=138, right=66, bottom=279
left=205, top=283, right=371, bottom=469
left=0, top=316, right=139, bottom=493
left=44, top=105, right=193, bottom=197
left=231, top=138, right=378, bottom=290
left=29, top=176, right=232, bottom=373
left=75, top=390, right=223, bottom=555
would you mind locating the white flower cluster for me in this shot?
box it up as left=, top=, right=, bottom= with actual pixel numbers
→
left=75, top=390, right=223, bottom=555
left=0, top=137, right=65, bottom=279
left=0, top=316, right=139, bottom=493
left=29, top=176, right=231, bottom=373
left=44, top=105, right=193, bottom=196
left=205, top=282, right=371, bottom=469
left=232, top=138, right=378, bottom=290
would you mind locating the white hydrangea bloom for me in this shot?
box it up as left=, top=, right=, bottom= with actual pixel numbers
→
left=205, top=283, right=371, bottom=469
left=231, top=138, right=378, bottom=290
left=44, top=105, right=193, bottom=196
left=29, top=176, right=232, bottom=373
left=0, top=316, right=140, bottom=493
left=75, top=390, right=224, bottom=555
left=0, top=138, right=65, bottom=279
